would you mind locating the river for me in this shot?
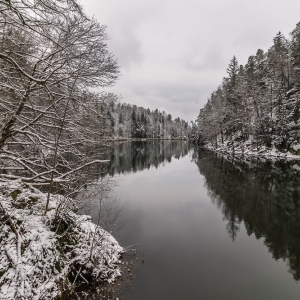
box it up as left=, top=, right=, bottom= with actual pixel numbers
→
left=82, top=140, right=300, bottom=300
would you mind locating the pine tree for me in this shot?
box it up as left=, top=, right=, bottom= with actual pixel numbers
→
left=290, top=22, right=300, bottom=86
left=226, top=56, right=239, bottom=90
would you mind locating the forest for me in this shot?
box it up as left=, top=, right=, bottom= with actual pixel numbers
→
left=194, top=22, right=300, bottom=155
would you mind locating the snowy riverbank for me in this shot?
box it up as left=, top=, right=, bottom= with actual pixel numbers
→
left=0, top=180, right=123, bottom=299
left=202, top=138, right=300, bottom=160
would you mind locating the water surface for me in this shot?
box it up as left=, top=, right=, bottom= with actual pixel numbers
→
left=85, top=141, right=300, bottom=300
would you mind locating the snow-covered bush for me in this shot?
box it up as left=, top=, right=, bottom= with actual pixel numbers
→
left=0, top=180, right=123, bottom=300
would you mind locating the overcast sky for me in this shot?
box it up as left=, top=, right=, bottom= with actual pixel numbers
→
left=81, top=0, right=300, bottom=122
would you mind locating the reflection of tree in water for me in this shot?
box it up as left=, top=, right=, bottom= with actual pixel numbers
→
left=101, top=141, right=189, bottom=176
left=194, top=149, right=300, bottom=280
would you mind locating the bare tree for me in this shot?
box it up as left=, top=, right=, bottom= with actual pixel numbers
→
left=0, top=1, right=124, bottom=298
left=0, top=0, right=119, bottom=204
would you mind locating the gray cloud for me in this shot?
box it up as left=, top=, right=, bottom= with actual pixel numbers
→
left=184, top=47, right=227, bottom=72
left=133, top=83, right=212, bottom=105
left=81, top=0, right=300, bottom=121
left=107, top=28, right=143, bottom=69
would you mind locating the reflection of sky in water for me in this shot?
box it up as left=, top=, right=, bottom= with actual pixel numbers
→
left=110, top=149, right=300, bottom=300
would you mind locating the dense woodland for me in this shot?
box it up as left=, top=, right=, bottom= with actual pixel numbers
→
left=194, top=22, right=300, bottom=154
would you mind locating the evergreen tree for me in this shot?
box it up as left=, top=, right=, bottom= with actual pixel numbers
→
left=195, top=22, right=300, bottom=151
left=290, top=22, right=300, bottom=83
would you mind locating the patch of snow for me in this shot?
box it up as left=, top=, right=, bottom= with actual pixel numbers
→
left=205, top=136, right=300, bottom=160
left=291, top=144, right=300, bottom=151
left=292, top=164, right=300, bottom=171
left=0, top=180, right=123, bottom=299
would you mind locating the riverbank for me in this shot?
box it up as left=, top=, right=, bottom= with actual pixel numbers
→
left=0, top=180, right=123, bottom=299
left=196, top=137, right=300, bottom=160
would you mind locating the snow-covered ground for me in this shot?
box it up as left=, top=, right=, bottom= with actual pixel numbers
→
left=0, top=180, right=123, bottom=299
left=204, top=137, right=300, bottom=160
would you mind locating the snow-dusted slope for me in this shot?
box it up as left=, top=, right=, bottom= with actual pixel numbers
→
left=203, top=135, right=300, bottom=159
left=0, top=180, right=123, bottom=299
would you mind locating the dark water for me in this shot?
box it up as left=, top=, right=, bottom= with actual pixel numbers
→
left=86, top=141, right=300, bottom=300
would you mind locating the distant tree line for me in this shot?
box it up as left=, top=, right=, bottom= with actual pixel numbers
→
left=100, top=95, right=191, bottom=139
left=195, top=22, right=300, bottom=153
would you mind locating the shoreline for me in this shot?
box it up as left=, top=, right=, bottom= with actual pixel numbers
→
left=201, top=142, right=300, bottom=160
left=111, top=137, right=188, bottom=142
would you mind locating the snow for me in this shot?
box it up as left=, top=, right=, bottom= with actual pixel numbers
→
left=291, top=144, right=300, bottom=151
left=204, top=135, right=300, bottom=160
left=0, top=180, right=123, bottom=299
left=292, top=164, right=300, bottom=171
